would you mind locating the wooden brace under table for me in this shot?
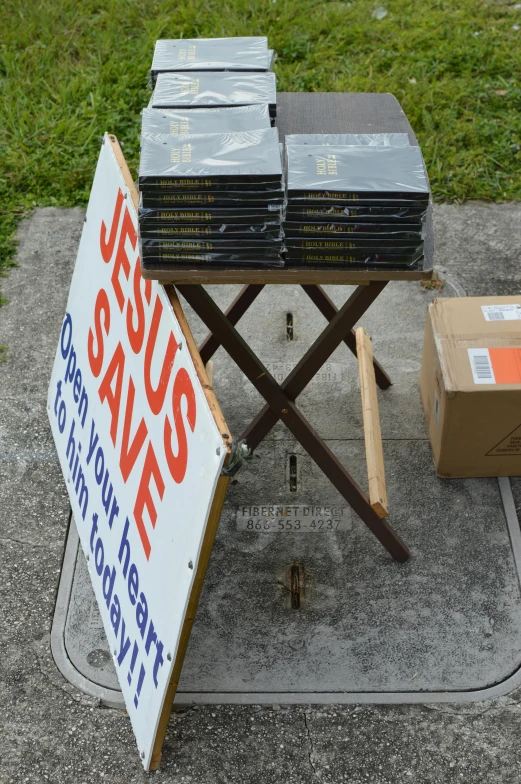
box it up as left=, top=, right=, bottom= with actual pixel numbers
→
left=174, top=281, right=410, bottom=563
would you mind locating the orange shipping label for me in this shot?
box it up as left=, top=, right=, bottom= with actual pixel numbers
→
left=489, top=348, right=521, bottom=384
left=468, top=347, right=521, bottom=385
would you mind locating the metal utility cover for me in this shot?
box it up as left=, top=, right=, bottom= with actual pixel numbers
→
left=52, top=282, right=521, bottom=705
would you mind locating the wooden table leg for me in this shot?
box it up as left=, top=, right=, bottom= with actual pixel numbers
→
left=197, top=284, right=265, bottom=364
left=301, top=284, right=392, bottom=389
left=242, top=282, right=388, bottom=451
left=176, top=283, right=410, bottom=563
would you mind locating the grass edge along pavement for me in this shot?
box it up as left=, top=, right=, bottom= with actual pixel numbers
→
left=1, top=0, right=521, bottom=302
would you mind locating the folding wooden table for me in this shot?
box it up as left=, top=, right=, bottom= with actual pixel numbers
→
left=142, top=92, right=435, bottom=564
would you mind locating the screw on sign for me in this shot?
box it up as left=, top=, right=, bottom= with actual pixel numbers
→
left=47, top=134, right=228, bottom=770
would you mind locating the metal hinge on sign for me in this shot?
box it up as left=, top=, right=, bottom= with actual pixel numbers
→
left=222, top=439, right=255, bottom=476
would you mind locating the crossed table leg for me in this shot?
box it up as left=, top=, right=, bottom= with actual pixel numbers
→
left=198, top=283, right=392, bottom=390
left=176, top=282, right=410, bottom=563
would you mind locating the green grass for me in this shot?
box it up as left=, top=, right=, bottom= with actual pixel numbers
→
left=1, top=0, right=521, bottom=294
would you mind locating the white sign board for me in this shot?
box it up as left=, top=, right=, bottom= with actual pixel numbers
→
left=47, top=136, right=226, bottom=769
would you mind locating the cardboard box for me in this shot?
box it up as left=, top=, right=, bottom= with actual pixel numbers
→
left=420, top=296, right=521, bottom=478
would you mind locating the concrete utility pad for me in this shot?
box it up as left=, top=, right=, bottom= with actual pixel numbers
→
left=5, top=206, right=521, bottom=783
left=54, top=280, right=521, bottom=704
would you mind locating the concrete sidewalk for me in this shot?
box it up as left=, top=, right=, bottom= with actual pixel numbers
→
left=1, top=203, right=521, bottom=783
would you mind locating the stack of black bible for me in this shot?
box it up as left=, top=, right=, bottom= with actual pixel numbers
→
left=283, top=134, right=430, bottom=269
left=148, top=37, right=276, bottom=122
left=150, top=37, right=275, bottom=87
left=150, top=71, right=277, bottom=123
left=141, top=103, right=272, bottom=139
left=138, top=36, right=283, bottom=269
left=138, top=127, right=285, bottom=268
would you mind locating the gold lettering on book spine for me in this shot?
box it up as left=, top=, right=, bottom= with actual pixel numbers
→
left=315, top=154, right=338, bottom=176
left=304, top=255, right=357, bottom=263
left=160, top=253, right=212, bottom=262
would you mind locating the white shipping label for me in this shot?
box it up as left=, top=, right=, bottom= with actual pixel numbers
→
left=482, top=305, right=521, bottom=322
left=468, top=348, right=496, bottom=384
